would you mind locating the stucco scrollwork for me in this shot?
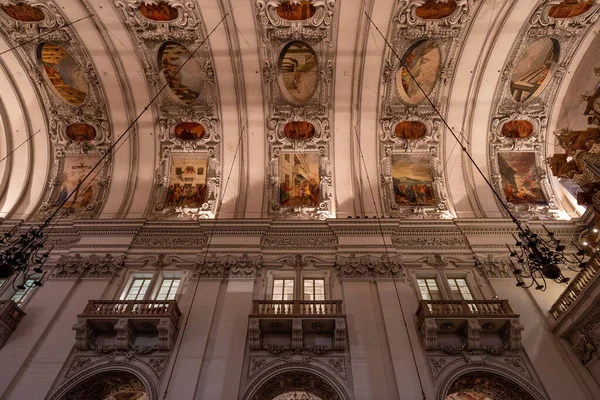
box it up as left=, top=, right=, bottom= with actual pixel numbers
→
left=334, top=254, right=405, bottom=279
left=111, top=0, right=223, bottom=220
left=0, top=5, right=114, bottom=221
left=256, top=0, right=338, bottom=220
left=379, top=1, right=479, bottom=219
left=192, top=253, right=262, bottom=279
left=257, top=0, right=335, bottom=28
left=114, top=0, right=199, bottom=30
left=488, top=2, right=600, bottom=220
left=52, top=253, right=124, bottom=279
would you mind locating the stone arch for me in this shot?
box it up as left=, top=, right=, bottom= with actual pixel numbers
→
left=436, top=364, right=547, bottom=400
left=243, top=365, right=351, bottom=400
left=48, top=363, right=158, bottom=400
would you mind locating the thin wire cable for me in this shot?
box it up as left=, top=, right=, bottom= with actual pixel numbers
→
left=0, top=15, right=93, bottom=56
left=161, top=123, right=246, bottom=400
left=0, top=129, right=40, bottom=164
left=364, top=12, right=521, bottom=228
left=352, top=121, right=427, bottom=399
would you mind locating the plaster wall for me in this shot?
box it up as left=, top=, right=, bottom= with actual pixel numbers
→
left=3, top=280, right=107, bottom=399
left=491, top=279, right=594, bottom=400
left=196, top=280, right=255, bottom=400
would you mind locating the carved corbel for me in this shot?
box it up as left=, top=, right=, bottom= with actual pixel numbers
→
left=465, top=319, right=481, bottom=351
left=333, top=318, right=346, bottom=351
left=501, top=319, right=524, bottom=351
left=73, top=319, right=97, bottom=350
left=421, top=319, right=438, bottom=351
left=248, top=318, right=261, bottom=351
left=292, top=319, right=303, bottom=350
left=157, top=318, right=177, bottom=351
left=115, top=319, right=134, bottom=351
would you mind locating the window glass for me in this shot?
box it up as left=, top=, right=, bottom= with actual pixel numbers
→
left=303, top=278, right=325, bottom=301
left=11, top=279, right=37, bottom=305
left=417, top=278, right=441, bottom=300
left=123, top=278, right=152, bottom=301
left=447, top=278, right=473, bottom=300
left=155, top=278, right=180, bottom=301
left=273, top=279, right=294, bottom=301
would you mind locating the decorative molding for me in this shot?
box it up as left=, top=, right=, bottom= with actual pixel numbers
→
left=255, top=0, right=338, bottom=220
left=131, top=234, right=207, bottom=249
left=392, top=235, right=468, bottom=248
left=52, top=253, right=124, bottom=279
left=378, top=0, right=481, bottom=219
left=111, top=0, right=223, bottom=220
left=0, top=3, right=114, bottom=220
left=334, top=254, right=404, bottom=279
left=488, top=1, right=600, bottom=220
left=192, top=253, right=262, bottom=279
left=261, top=235, right=337, bottom=248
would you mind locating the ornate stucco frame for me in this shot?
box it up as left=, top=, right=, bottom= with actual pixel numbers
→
left=256, top=0, right=337, bottom=220
left=112, top=0, right=223, bottom=220
left=378, top=0, right=478, bottom=219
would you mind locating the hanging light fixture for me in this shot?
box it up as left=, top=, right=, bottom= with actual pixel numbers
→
left=364, top=13, right=591, bottom=291
left=0, top=222, right=50, bottom=287
left=507, top=222, right=588, bottom=290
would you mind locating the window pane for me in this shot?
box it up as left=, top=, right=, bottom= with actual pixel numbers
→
left=283, top=279, right=294, bottom=300
left=273, top=279, right=284, bottom=301
left=448, top=278, right=473, bottom=300
left=155, top=278, right=180, bottom=301
left=303, top=279, right=314, bottom=301
left=125, top=278, right=151, bottom=301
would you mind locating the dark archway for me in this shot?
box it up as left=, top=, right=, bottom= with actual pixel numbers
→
left=251, top=371, right=342, bottom=400
left=58, top=370, right=148, bottom=400
left=446, top=371, right=537, bottom=400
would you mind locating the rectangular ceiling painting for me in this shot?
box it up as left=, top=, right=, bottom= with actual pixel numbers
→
left=391, top=153, right=435, bottom=206
left=54, top=155, right=101, bottom=209
left=166, top=157, right=208, bottom=208
left=498, top=152, right=545, bottom=204
left=279, top=153, right=320, bottom=207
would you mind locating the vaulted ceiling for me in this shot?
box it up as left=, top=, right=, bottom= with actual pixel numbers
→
left=0, top=0, right=598, bottom=222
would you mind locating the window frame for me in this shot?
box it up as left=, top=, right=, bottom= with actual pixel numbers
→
left=416, top=277, right=442, bottom=300
left=152, top=276, right=181, bottom=301
left=302, top=278, right=326, bottom=301
left=265, top=270, right=330, bottom=301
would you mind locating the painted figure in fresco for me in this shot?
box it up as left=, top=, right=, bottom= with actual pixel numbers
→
left=280, top=183, right=292, bottom=205
left=1, top=4, right=45, bottom=22
left=277, top=1, right=315, bottom=20
left=415, top=0, right=458, bottom=20
left=55, top=186, right=68, bottom=207
left=165, top=183, right=206, bottom=207
left=81, top=187, right=93, bottom=206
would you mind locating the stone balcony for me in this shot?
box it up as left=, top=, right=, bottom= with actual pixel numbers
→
left=248, top=300, right=346, bottom=353
left=73, top=300, right=182, bottom=353
left=550, top=253, right=600, bottom=367
left=416, top=300, right=523, bottom=353
left=0, top=300, right=25, bottom=349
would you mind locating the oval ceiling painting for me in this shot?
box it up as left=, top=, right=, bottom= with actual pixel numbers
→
left=1, top=3, right=45, bottom=22
left=139, top=1, right=178, bottom=21
left=415, top=0, right=457, bottom=19
left=510, top=38, right=559, bottom=102
left=159, top=42, right=202, bottom=104
left=39, top=43, right=88, bottom=106
left=66, top=124, right=96, bottom=141
left=396, top=39, right=441, bottom=104
left=277, top=1, right=316, bottom=20
left=395, top=121, right=427, bottom=140
left=278, top=41, right=318, bottom=105
left=174, top=122, right=205, bottom=140
left=284, top=121, right=315, bottom=140
left=549, top=0, right=593, bottom=19
left=501, top=120, right=534, bottom=139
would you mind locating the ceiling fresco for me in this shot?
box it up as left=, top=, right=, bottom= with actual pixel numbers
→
left=379, top=0, right=479, bottom=219
left=488, top=0, right=600, bottom=220
left=111, top=0, right=222, bottom=220
left=0, top=1, right=112, bottom=221
left=0, top=0, right=598, bottom=222
left=257, top=0, right=337, bottom=220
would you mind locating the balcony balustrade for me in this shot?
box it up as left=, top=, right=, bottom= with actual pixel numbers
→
left=74, top=300, right=182, bottom=352
left=416, top=300, right=522, bottom=352
left=251, top=300, right=343, bottom=317
left=248, top=300, right=346, bottom=353
left=550, top=253, right=600, bottom=321
left=0, top=300, right=25, bottom=349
